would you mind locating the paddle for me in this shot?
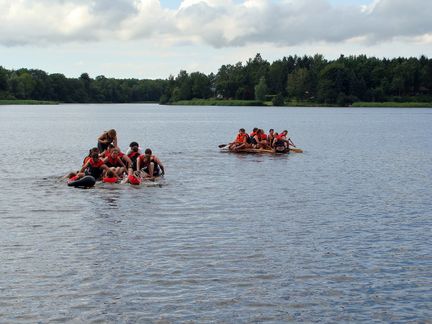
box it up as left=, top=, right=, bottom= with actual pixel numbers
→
left=218, top=144, right=229, bottom=148
left=290, top=147, right=303, bottom=153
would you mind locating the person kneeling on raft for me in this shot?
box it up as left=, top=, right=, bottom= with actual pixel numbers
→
left=80, top=152, right=109, bottom=180
left=273, top=130, right=296, bottom=152
left=102, top=147, right=128, bottom=177
left=136, top=148, right=165, bottom=179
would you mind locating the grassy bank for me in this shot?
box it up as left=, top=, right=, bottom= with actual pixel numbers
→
left=282, top=100, right=338, bottom=107
left=352, top=101, right=432, bottom=108
left=170, top=99, right=338, bottom=107
left=0, top=99, right=59, bottom=105
left=170, top=99, right=330, bottom=107
left=171, top=99, right=432, bottom=108
left=170, top=99, right=265, bottom=106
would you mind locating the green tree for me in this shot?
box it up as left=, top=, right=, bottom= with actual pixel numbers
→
left=79, top=73, right=91, bottom=102
left=0, top=66, right=8, bottom=92
left=317, top=62, right=350, bottom=104
left=175, top=70, right=192, bottom=100
left=267, top=60, right=289, bottom=95
left=215, top=63, right=243, bottom=99
left=255, top=76, right=268, bottom=101
left=9, top=71, right=35, bottom=99
left=190, top=72, right=211, bottom=98
left=287, top=68, right=309, bottom=100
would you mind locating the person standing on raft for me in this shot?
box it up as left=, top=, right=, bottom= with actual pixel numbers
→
left=97, top=129, right=117, bottom=154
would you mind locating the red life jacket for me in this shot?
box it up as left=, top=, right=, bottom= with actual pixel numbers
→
left=104, top=150, right=124, bottom=158
left=235, top=133, right=247, bottom=143
left=276, top=133, right=286, bottom=141
left=128, top=175, right=141, bottom=185
left=128, top=151, right=140, bottom=159
left=138, top=155, right=159, bottom=170
left=106, top=155, right=122, bottom=167
left=89, top=158, right=105, bottom=168
left=82, top=156, right=91, bottom=165
left=103, top=177, right=118, bottom=183
left=68, top=175, right=79, bottom=183
left=138, top=154, right=153, bottom=164
left=260, top=133, right=267, bottom=141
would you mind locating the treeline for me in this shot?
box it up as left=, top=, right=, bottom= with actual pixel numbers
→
left=0, top=69, right=166, bottom=103
left=2, top=53, right=432, bottom=106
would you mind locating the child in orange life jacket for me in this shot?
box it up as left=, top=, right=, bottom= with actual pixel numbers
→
left=82, top=147, right=100, bottom=166
left=248, top=127, right=259, bottom=146
left=103, top=147, right=127, bottom=177
left=104, top=144, right=133, bottom=174
left=251, top=129, right=269, bottom=149
left=102, top=169, right=118, bottom=183
left=273, top=130, right=296, bottom=152
left=80, top=152, right=109, bottom=180
left=267, top=129, right=275, bottom=148
left=126, top=142, right=141, bottom=171
left=137, top=148, right=165, bottom=179
left=257, top=129, right=271, bottom=149
left=229, top=128, right=250, bottom=151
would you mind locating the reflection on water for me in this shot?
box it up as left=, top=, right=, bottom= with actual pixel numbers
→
left=0, top=104, right=431, bottom=322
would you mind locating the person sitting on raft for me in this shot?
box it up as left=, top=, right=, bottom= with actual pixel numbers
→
left=250, top=127, right=258, bottom=139
left=273, top=130, right=296, bottom=152
left=103, top=147, right=128, bottom=177
left=260, top=129, right=272, bottom=149
left=83, top=147, right=100, bottom=165
left=97, top=129, right=117, bottom=154
left=103, top=144, right=133, bottom=174
left=267, top=129, right=275, bottom=148
left=251, top=129, right=271, bottom=149
left=248, top=128, right=258, bottom=147
left=126, top=142, right=141, bottom=171
left=229, top=128, right=251, bottom=151
left=80, top=152, right=109, bottom=180
left=136, top=148, right=165, bottom=179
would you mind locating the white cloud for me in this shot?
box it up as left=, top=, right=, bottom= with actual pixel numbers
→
left=0, top=0, right=431, bottom=48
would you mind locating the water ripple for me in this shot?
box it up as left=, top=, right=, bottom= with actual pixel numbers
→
left=0, top=104, right=431, bottom=322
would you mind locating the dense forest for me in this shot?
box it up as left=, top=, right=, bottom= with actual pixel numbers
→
left=1, top=53, right=432, bottom=106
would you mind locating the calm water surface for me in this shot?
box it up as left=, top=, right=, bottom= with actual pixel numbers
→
left=0, top=104, right=431, bottom=322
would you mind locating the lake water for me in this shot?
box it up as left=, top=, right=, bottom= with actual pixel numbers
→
left=0, top=104, right=431, bottom=323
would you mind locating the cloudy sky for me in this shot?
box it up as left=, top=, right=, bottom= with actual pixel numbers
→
left=0, top=0, right=431, bottom=79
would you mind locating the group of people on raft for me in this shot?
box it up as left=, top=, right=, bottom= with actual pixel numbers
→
left=228, top=128, right=296, bottom=152
left=67, top=129, right=165, bottom=185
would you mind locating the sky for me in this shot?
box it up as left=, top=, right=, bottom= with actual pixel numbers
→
left=0, top=0, right=431, bottom=79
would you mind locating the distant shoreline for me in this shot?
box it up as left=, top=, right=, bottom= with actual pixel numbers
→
left=2, top=99, right=432, bottom=108
left=0, top=99, right=59, bottom=105
left=351, top=102, right=432, bottom=108
left=169, top=99, right=432, bottom=108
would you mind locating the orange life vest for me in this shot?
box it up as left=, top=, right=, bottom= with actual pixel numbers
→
left=235, top=133, right=247, bottom=143
left=103, top=177, right=118, bottom=183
